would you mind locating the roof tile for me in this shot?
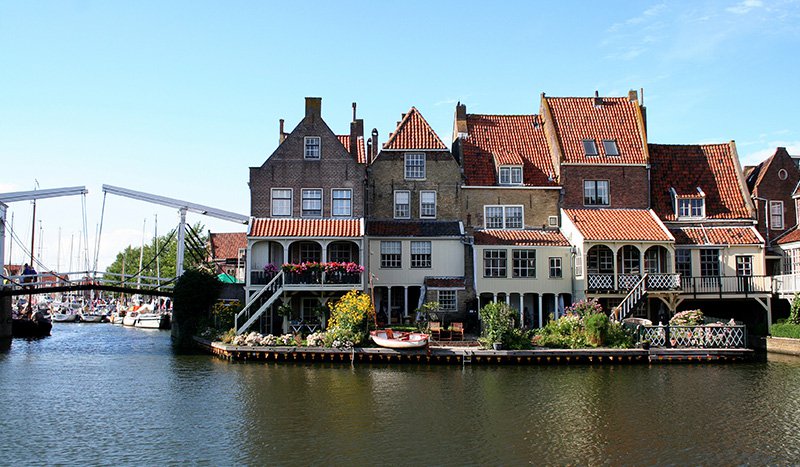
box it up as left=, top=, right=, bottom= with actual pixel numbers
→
left=209, top=232, right=247, bottom=260
left=564, top=209, right=672, bottom=242
left=337, top=135, right=367, bottom=164
left=670, top=226, right=762, bottom=245
left=777, top=226, right=800, bottom=245
left=462, top=114, right=557, bottom=186
left=474, top=229, right=569, bottom=246
left=250, top=218, right=363, bottom=238
left=649, top=143, right=751, bottom=221
left=545, top=96, right=646, bottom=164
left=383, top=107, right=447, bottom=150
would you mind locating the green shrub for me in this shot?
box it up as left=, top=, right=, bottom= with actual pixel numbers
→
left=479, top=302, right=522, bottom=348
left=789, top=295, right=800, bottom=325
left=606, top=321, right=635, bottom=348
left=584, top=312, right=610, bottom=346
left=172, top=269, right=223, bottom=348
left=670, top=309, right=704, bottom=326
left=770, top=321, right=800, bottom=339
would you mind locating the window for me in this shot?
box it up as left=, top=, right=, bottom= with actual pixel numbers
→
left=237, top=248, right=246, bottom=269
left=779, top=169, right=788, bottom=180
left=271, top=188, right=292, bottom=217
left=484, top=205, right=524, bottom=229
left=483, top=249, right=507, bottom=277
left=301, top=189, right=322, bottom=217
left=304, top=136, right=321, bottom=159
left=499, top=166, right=523, bottom=185
left=438, top=290, right=457, bottom=311
left=587, top=246, right=614, bottom=273
left=678, top=198, right=704, bottom=218
left=676, top=249, right=692, bottom=277
left=700, top=249, right=720, bottom=277
left=410, top=241, right=431, bottom=268
left=602, top=139, right=619, bottom=156
left=394, top=191, right=410, bottom=219
left=298, top=242, right=321, bottom=263
left=512, top=250, right=536, bottom=278
left=785, top=249, right=800, bottom=274
left=620, top=246, right=640, bottom=274
left=736, top=256, right=753, bottom=277
left=770, top=200, right=784, bottom=230
left=582, top=139, right=598, bottom=156
left=332, top=189, right=352, bottom=217
left=549, top=257, right=562, bottom=278
left=328, top=243, right=354, bottom=263
left=584, top=180, right=609, bottom=206
left=380, top=241, right=401, bottom=268
left=548, top=216, right=559, bottom=227
left=574, top=249, right=583, bottom=277
left=420, top=191, right=436, bottom=218
left=405, top=153, right=426, bottom=179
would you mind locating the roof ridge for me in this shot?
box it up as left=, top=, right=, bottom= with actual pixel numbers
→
left=383, top=107, right=447, bottom=150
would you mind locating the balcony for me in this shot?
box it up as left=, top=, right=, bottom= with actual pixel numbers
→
left=587, top=273, right=768, bottom=296
left=587, top=273, right=681, bottom=293
left=250, top=270, right=363, bottom=289
left=681, top=276, right=771, bottom=296
left=772, top=274, right=800, bottom=298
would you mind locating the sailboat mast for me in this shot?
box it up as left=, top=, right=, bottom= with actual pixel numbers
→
left=137, top=218, right=146, bottom=289
left=154, top=214, right=160, bottom=286
left=7, top=212, right=13, bottom=266
left=68, top=233, right=74, bottom=278
left=56, top=227, right=61, bottom=273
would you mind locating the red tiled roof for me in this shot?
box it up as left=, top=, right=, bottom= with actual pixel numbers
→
left=545, top=96, right=647, bottom=164
left=564, top=209, right=672, bottom=242
left=249, top=218, right=363, bottom=237
left=670, top=226, right=762, bottom=245
left=383, top=107, right=447, bottom=150
left=777, top=226, right=800, bottom=245
left=474, top=229, right=569, bottom=246
left=462, top=114, right=557, bottom=186
left=337, top=135, right=367, bottom=164
left=209, top=232, right=247, bottom=260
left=649, top=143, right=751, bottom=221
left=424, top=277, right=466, bottom=288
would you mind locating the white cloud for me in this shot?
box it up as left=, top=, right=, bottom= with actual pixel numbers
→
left=0, top=183, right=20, bottom=193
left=739, top=140, right=800, bottom=166
left=726, top=0, right=763, bottom=15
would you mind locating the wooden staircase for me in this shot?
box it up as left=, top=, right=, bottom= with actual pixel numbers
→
left=235, top=271, right=284, bottom=334
left=612, top=273, right=648, bottom=321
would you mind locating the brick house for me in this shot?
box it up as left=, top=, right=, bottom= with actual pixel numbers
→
left=244, top=97, right=366, bottom=333
left=208, top=232, right=247, bottom=281
left=451, top=104, right=571, bottom=327
left=366, top=107, right=467, bottom=324
left=745, top=147, right=800, bottom=274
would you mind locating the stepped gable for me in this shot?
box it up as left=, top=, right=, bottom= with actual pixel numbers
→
left=249, top=218, right=363, bottom=237
left=382, top=107, right=447, bottom=150
left=564, top=209, right=673, bottom=242
left=366, top=220, right=462, bottom=237
left=209, top=232, right=246, bottom=259
left=462, top=114, right=557, bottom=186
left=669, top=226, right=762, bottom=245
left=337, top=135, right=366, bottom=164
left=545, top=96, right=646, bottom=164
left=649, top=143, right=751, bottom=221
left=474, top=229, right=568, bottom=246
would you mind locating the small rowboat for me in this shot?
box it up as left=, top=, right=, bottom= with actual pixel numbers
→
left=370, top=330, right=430, bottom=349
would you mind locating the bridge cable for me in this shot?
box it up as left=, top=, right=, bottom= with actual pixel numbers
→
left=92, top=191, right=107, bottom=276
left=117, top=228, right=176, bottom=286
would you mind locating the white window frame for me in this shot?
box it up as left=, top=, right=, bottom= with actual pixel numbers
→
left=331, top=188, right=352, bottom=217
left=304, top=136, right=321, bottom=160
left=380, top=241, right=402, bottom=268
left=271, top=188, right=292, bottom=217
left=770, top=200, right=784, bottom=230
left=410, top=241, right=432, bottom=268
left=549, top=257, right=563, bottom=278
left=678, top=198, right=705, bottom=219
left=499, top=166, right=523, bottom=185
left=404, top=153, right=426, bottom=180
left=301, top=188, right=323, bottom=218
left=602, top=139, right=619, bottom=156
left=583, top=180, right=610, bottom=206
left=676, top=249, right=693, bottom=278
left=438, top=290, right=457, bottom=312
left=484, top=205, right=524, bottom=229
left=512, top=249, right=536, bottom=278
left=394, top=190, right=411, bottom=219
left=483, top=249, right=507, bottom=278
left=736, top=255, right=753, bottom=277
left=420, top=190, right=437, bottom=219
left=582, top=139, right=598, bottom=156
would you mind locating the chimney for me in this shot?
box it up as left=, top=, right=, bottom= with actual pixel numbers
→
left=350, top=102, right=364, bottom=161
left=352, top=102, right=357, bottom=121
left=628, top=89, right=638, bottom=103
left=453, top=102, right=467, bottom=141
left=305, top=97, right=322, bottom=119
left=593, top=90, right=603, bottom=107
left=370, top=128, right=379, bottom=163
left=279, top=119, right=286, bottom=144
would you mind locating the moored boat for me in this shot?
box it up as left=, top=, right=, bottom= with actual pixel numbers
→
left=122, top=310, right=139, bottom=326
left=370, top=330, right=430, bottom=349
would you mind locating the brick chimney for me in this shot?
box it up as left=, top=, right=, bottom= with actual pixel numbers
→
left=593, top=90, right=603, bottom=107
left=369, top=128, right=379, bottom=163
left=628, top=89, right=638, bottom=103
left=350, top=102, right=364, bottom=161
left=453, top=101, right=467, bottom=141
left=279, top=118, right=286, bottom=144
left=305, top=97, right=322, bottom=120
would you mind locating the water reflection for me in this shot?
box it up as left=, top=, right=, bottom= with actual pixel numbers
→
left=1, top=326, right=800, bottom=465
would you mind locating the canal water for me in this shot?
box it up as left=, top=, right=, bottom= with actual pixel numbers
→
left=1, top=325, right=799, bottom=465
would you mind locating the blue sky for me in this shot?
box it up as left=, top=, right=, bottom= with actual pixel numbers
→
left=2, top=0, right=799, bottom=270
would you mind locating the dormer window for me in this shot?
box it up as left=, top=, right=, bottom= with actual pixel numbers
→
left=499, top=166, right=523, bottom=185
left=582, top=139, right=598, bottom=156
left=304, top=136, right=321, bottom=159
left=678, top=198, right=705, bottom=219
left=602, top=139, right=619, bottom=156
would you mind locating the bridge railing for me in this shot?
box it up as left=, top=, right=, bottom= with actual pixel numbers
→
left=2, top=270, right=175, bottom=291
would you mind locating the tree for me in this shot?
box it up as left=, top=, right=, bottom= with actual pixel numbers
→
left=105, top=222, right=209, bottom=285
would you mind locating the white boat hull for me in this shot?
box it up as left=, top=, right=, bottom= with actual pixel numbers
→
left=370, top=330, right=430, bottom=349
left=134, top=314, right=162, bottom=329
left=122, top=314, right=138, bottom=326
left=52, top=313, right=80, bottom=323
left=81, top=314, right=104, bottom=323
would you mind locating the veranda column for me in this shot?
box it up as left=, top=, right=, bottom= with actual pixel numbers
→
left=505, top=294, right=510, bottom=306
left=403, top=286, right=409, bottom=317
left=387, top=287, right=392, bottom=324
left=493, top=293, right=498, bottom=303
left=553, top=294, right=558, bottom=320
left=519, top=294, right=524, bottom=325
left=612, top=246, right=619, bottom=290
left=537, top=294, right=543, bottom=328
